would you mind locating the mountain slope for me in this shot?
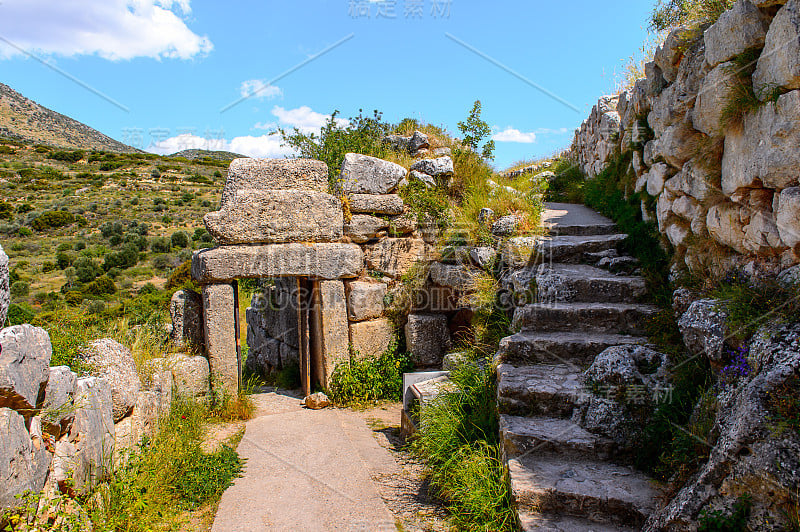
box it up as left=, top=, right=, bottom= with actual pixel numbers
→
left=0, top=82, right=137, bottom=153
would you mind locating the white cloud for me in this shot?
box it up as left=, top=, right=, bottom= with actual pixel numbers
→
left=492, top=127, right=537, bottom=144
left=148, top=133, right=294, bottom=159
left=271, top=105, right=349, bottom=135
left=253, top=122, right=278, bottom=131
left=240, top=80, right=282, bottom=101
left=0, top=0, right=212, bottom=60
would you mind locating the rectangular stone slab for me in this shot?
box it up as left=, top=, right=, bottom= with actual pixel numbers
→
left=192, top=243, right=364, bottom=284
left=204, top=189, right=343, bottom=245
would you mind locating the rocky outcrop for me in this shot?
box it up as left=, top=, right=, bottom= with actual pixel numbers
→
left=339, top=153, right=407, bottom=194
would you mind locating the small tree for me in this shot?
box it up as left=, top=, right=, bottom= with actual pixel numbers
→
left=457, top=100, right=495, bottom=161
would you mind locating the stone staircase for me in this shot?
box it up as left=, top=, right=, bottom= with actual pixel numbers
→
left=496, top=204, right=661, bottom=531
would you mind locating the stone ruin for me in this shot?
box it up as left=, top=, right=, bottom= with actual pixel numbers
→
left=191, top=154, right=458, bottom=396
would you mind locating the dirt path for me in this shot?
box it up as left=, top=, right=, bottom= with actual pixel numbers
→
left=211, top=391, right=448, bottom=532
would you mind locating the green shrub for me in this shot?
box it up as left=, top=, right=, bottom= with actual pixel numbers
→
left=6, top=303, right=34, bottom=326
left=327, top=341, right=412, bottom=406
left=151, top=236, right=171, bottom=253
left=83, top=276, right=117, bottom=296
left=651, top=0, right=734, bottom=32
left=171, top=231, right=190, bottom=248
left=699, top=495, right=752, bottom=532
left=0, top=200, right=13, bottom=221
left=103, top=243, right=139, bottom=271
left=279, top=109, right=391, bottom=186
left=48, top=150, right=84, bottom=163
left=10, top=281, right=29, bottom=298
left=31, top=210, right=87, bottom=231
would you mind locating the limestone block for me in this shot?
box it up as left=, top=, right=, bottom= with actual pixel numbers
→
left=364, top=238, right=432, bottom=279
left=693, top=62, right=737, bottom=136
left=0, top=408, right=51, bottom=510
left=316, top=281, right=349, bottom=389
left=704, top=0, right=770, bottom=66
left=405, top=314, right=451, bottom=367
left=344, top=215, right=389, bottom=244
left=707, top=202, right=748, bottom=253
left=205, top=189, right=343, bottom=245
left=192, top=243, right=364, bottom=284
left=221, top=158, right=328, bottom=207
left=81, top=338, right=140, bottom=423
left=340, top=153, right=407, bottom=194
left=170, top=289, right=204, bottom=348
left=753, top=0, right=800, bottom=97
left=0, top=325, right=52, bottom=412
left=203, top=284, right=239, bottom=396
left=350, top=318, right=393, bottom=358
left=776, top=187, right=800, bottom=249
left=743, top=210, right=786, bottom=255
left=410, top=156, right=454, bottom=177
left=42, top=366, right=77, bottom=436
left=349, top=194, right=404, bottom=215
left=346, top=281, right=387, bottom=322
left=168, top=354, right=210, bottom=398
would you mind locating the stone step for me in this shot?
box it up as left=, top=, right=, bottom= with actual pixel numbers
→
left=512, top=302, right=659, bottom=336
left=500, top=414, right=616, bottom=461
left=537, top=234, right=627, bottom=264
left=519, top=511, right=638, bottom=532
left=509, top=454, right=659, bottom=528
left=534, top=263, right=648, bottom=304
left=497, top=363, right=585, bottom=418
left=496, top=331, right=648, bottom=367
left=542, top=203, right=619, bottom=238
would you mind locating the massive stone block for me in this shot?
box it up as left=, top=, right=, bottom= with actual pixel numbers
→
left=429, top=262, right=477, bottom=293
left=721, top=90, right=800, bottom=194
left=0, top=408, right=51, bottom=511
left=776, top=187, right=800, bottom=249
left=693, top=62, right=737, bottom=137
left=170, top=289, right=204, bottom=348
left=81, top=338, right=140, bottom=422
left=202, top=284, right=239, bottom=396
left=204, top=190, right=343, bottom=245
left=339, top=153, right=407, bottom=194
left=707, top=202, right=748, bottom=253
left=346, top=281, right=387, bottom=322
left=192, top=243, right=364, bottom=284
left=314, top=281, right=349, bottom=389
left=364, top=238, right=432, bottom=279
left=168, top=354, right=211, bottom=399
left=704, top=0, right=770, bottom=67
left=0, top=244, right=8, bottom=327
left=410, top=156, right=454, bottom=177
left=753, top=0, right=800, bottom=98
left=42, top=366, right=77, bottom=436
left=0, top=325, right=52, bottom=412
left=350, top=318, right=394, bottom=358
left=51, top=377, right=115, bottom=494
left=221, top=158, right=328, bottom=207
left=349, top=194, right=405, bottom=215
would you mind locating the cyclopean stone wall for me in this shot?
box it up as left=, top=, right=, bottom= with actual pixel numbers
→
left=571, top=0, right=800, bottom=277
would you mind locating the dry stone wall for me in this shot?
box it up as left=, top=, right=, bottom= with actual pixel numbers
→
left=571, top=0, right=800, bottom=276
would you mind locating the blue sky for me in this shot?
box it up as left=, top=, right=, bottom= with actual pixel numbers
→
left=0, top=0, right=654, bottom=169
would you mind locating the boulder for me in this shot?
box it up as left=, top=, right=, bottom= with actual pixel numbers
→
left=693, top=62, right=737, bottom=136
left=388, top=212, right=417, bottom=234
left=52, top=377, right=115, bottom=493
left=645, top=162, right=673, bottom=196
left=586, top=345, right=669, bottom=386
left=114, top=390, right=162, bottom=463
left=349, top=318, right=394, bottom=358
left=0, top=408, right=51, bottom=511
left=743, top=210, right=786, bottom=255
left=469, top=247, right=496, bottom=270
left=409, top=169, right=435, bottom=188
left=654, top=120, right=704, bottom=169
left=721, top=90, right=800, bottom=194
left=346, top=281, right=387, bottom=322
left=304, top=392, right=330, bottom=410
left=432, top=147, right=452, bottom=157
left=383, top=134, right=411, bottom=152
left=679, top=299, right=728, bottom=361
left=192, top=243, right=365, bottom=283
left=0, top=244, right=7, bottom=327
left=666, top=220, right=692, bottom=248
left=42, top=365, right=77, bottom=436
left=204, top=189, right=343, bottom=245
left=82, top=339, right=140, bottom=422
left=707, top=202, right=748, bottom=253
left=340, top=153, right=407, bottom=194
left=667, top=158, right=719, bottom=203
left=753, top=0, right=800, bottom=98
left=672, top=195, right=702, bottom=221
left=405, top=314, right=451, bottom=367
left=221, top=158, right=328, bottom=207
left=429, top=262, right=477, bottom=293
left=491, top=215, right=521, bottom=237
left=246, top=337, right=282, bottom=376
left=364, top=238, right=432, bottom=279
left=655, top=26, right=699, bottom=82
left=343, top=214, right=388, bottom=244
left=409, top=131, right=430, bottom=152
left=410, top=156, right=454, bottom=178
left=168, top=354, right=210, bottom=398
left=645, top=61, right=667, bottom=97
left=0, top=325, right=52, bottom=412
left=170, top=289, right=204, bottom=348
left=778, top=263, right=800, bottom=287
left=704, top=0, right=770, bottom=67
left=776, top=186, right=800, bottom=249
left=348, top=194, right=404, bottom=215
